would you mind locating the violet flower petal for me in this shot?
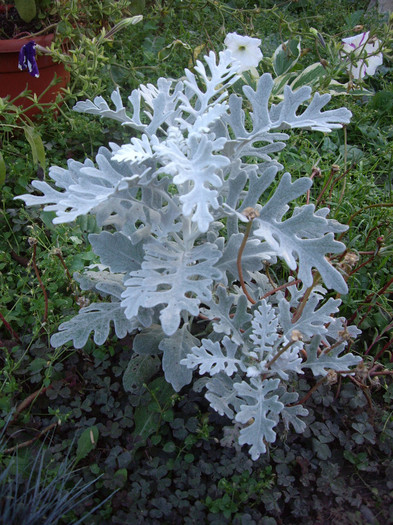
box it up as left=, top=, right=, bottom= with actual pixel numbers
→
left=18, top=41, right=40, bottom=78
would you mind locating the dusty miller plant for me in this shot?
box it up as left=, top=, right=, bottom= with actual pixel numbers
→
left=17, top=43, right=362, bottom=460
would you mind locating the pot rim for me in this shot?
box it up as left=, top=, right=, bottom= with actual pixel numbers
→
left=0, top=33, right=55, bottom=53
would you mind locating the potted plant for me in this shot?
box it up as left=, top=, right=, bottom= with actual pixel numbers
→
left=0, top=2, right=70, bottom=116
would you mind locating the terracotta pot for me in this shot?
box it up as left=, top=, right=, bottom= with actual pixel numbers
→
left=0, top=32, right=70, bottom=117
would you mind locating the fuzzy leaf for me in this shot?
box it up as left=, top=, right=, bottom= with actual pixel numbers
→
left=89, top=231, right=143, bottom=273
left=121, top=240, right=222, bottom=335
left=303, top=336, right=362, bottom=376
left=182, top=336, right=244, bottom=377
left=133, top=324, right=165, bottom=355
left=235, top=377, right=283, bottom=460
left=50, top=301, right=139, bottom=349
left=201, top=287, right=252, bottom=346
left=253, top=173, right=348, bottom=293
left=160, top=325, right=199, bottom=391
left=205, top=373, right=243, bottom=419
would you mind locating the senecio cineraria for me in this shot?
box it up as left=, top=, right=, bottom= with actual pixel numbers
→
left=17, top=34, right=362, bottom=460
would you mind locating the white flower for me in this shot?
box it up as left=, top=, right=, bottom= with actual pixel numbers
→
left=224, top=32, right=263, bottom=73
left=342, top=31, right=383, bottom=80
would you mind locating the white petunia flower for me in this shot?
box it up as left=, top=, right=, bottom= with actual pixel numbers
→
left=224, top=32, right=263, bottom=73
left=342, top=31, right=383, bottom=80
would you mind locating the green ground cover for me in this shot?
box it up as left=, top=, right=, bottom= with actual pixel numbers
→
left=0, top=1, right=392, bottom=523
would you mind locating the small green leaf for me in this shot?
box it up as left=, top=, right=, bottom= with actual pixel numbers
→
left=114, top=468, right=128, bottom=487
left=162, top=409, right=174, bottom=422
left=163, top=441, right=176, bottom=453
left=150, top=435, right=161, bottom=445
left=28, top=357, right=47, bottom=373
left=90, top=463, right=101, bottom=475
left=23, top=125, right=46, bottom=168
left=76, top=425, right=99, bottom=464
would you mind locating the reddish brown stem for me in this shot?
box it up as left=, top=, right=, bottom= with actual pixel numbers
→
left=348, top=248, right=381, bottom=277
left=0, top=312, right=21, bottom=343
left=290, top=376, right=326, bottom=406
left=365, top=320, right=393, bottom=356
left=291, top=273, right=320, bottom=324
left=306, top=166, right=321, bottom=205
left=3, top=422, right=58, bottom=455
left=371, top=369, right=393, bottom=376
left=315, top=164, right=339, bottom=207
left=373, top=335, right=393, bottom=362
left=54, top=250, right=73, bottom=283
left=327, top=163, right=355, bottom=202
left=260, top=278, right=301, bottom=301
left=11, top=385, right=54, bottom=423
left=237, top=219, right=256, bottom=305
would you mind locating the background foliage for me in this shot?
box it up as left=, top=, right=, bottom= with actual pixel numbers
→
left=1, top=0, right=392, bottom=523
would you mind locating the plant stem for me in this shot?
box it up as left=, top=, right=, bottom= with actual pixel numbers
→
left=260, top=278, right=301, bottom=301
left=291, top=273, right=320, bottom=323
left=265, top=339, right=294, bottom=369
left=237, top=219, right=256, bottom=305
left=3, top=422, right=58, bottom=455
left=0, top=312, right=21, bottom=342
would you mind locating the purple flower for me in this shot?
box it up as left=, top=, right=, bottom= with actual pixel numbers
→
left=18, top=41, right=40, bottom=78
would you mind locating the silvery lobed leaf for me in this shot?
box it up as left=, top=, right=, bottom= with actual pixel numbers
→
left=302, top=336, right=362, bottom=376
left=200, top=287, right=252, bottom=346
left=74, top=271, right=125, bottom=297
left=179, top=50, right=240, bottom=117
left=51, top=301, right=139, bottom=349
left=250, top=300, right=280, bottom=351
left=160, top=325, right=199, bottom=392
left=235, top=377, right=284, bottom=460
left=205, top=373, right=243, bottom=419
left=181, top=335, right=245, bottom=376
left=73, top=88, right=136, bottom=126
left=16, top=148, right=141, bottom=224
left=89, top=231, right=143, bottom=273
left=253, top=173, right=348, bottom=293
left=121, top=239, right=222, bottom=335
left=277, top=290, right=342, bottom=341
left=155, top=133, right=229, bottom=232
left=215, top=233, right=269, bottom=285
left=277, top=390, right=308, bottom=433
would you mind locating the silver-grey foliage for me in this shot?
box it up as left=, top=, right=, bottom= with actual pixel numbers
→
left=17, top=48, right=361, bottom=459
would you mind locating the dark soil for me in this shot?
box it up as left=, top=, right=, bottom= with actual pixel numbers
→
left=0, top=5, right=47, bottom=39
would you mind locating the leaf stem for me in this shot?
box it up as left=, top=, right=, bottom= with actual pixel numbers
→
left=0, top=312, right=21, bottom=343
left=291, top=273, right=320, bottom=323
left=237, top=218, right=256, bottom=305
left=265, top=339, right=294, bottom=369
